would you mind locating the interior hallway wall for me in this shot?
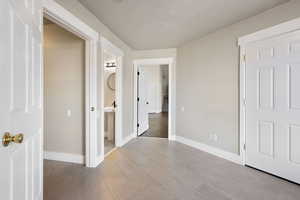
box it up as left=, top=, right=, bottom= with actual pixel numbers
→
left=54, top=0, right=134, bottom=152
left=176, top=0, right=300, bottom=155
left=44, top=22, right=85, bottom=155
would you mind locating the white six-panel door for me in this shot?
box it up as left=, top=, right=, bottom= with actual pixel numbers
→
left=245, top=30, right=300, bottom=184
left=0, top=0, right=43, bottom=199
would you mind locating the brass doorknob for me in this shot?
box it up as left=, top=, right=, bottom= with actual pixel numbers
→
left=2, top=132, right=24, bottom=147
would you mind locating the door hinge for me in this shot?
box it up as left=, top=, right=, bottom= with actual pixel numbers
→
left=137, top=97, right=140, bottom=101
left=243, top=143, right=246, bottom=150
left=137, top=123, right=140, bottom=127
left=243, top=98, right=246, bottom=107
left=137, top=71, right=140, bottom=75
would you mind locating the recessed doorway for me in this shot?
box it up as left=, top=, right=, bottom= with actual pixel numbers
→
left=43, top=0, right=99, bottom=167
left=137, top=64, right=169, bottom=138
left=43, top=17, right=86, bottom=164
left=100, top=37, right=124, bottom=157
left=133, top=58, right=175, bottom=140
left=103, top=51, right=117, bottom=154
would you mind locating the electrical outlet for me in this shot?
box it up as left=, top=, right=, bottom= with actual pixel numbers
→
left=67, top=109, right=72, bottom=117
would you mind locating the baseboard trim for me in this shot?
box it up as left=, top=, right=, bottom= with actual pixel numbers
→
left=149, top=109, right=162, bottom=114
left=120, top=133, right=136, bottom=147
left=94, top=155, right=104, bottom=167
left=105, top=147, right=117, bottom=158
left=44, top=151, right=84, bottom=164
left=169, top=134, right=176, bottom=141
left=175, top=136, right=242, bottom=165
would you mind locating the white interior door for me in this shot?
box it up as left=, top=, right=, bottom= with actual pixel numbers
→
left=137, top=67, right=149, bottom=135
left=245, top=30, right=300, bottom=184
left=0, top=0, right=43, bottom=199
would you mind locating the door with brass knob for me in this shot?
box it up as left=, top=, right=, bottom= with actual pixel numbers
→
left=0, top=0, right=43, bottom=198
left=2, top=132, right=24, bottom=147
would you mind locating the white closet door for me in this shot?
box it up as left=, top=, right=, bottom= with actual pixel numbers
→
left=137, top=67, right=149, bottom=135
left=0, top=0, right=43, bottom=199
left=245, top=30, right=300, bottom=184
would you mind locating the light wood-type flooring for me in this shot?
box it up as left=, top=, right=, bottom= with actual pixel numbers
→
left=44, top=137, right=300, bottom=200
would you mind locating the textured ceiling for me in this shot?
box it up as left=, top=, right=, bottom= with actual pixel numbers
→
left=79, top=0, right=288, bottom=50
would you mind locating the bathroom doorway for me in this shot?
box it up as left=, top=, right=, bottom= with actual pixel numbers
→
left=103, top=51, right=116, bottom=154
left=101, top=38, right=124, bottom=157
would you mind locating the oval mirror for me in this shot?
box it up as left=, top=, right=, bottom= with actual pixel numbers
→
left=107, top=73, right=116, bottom=91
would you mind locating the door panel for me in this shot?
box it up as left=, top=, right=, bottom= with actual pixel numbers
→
left=289, top=64, right=300, bottom=109
left=258, top=121, right=274, bottom=157
left=137, top=67, right=149, bottom=135
left=258, top=67, right=274, bottom=109
left=245, top=30, right=300, bottom=184
left=0, top=0, right=43, bottom=199
left=12, top=11, right=28, bottom=111
left=289, top=125, right=300, bottom=164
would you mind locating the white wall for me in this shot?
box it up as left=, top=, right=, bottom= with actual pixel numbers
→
left=44, top=22, right=85, bottom=155
left=176, top=0, right=300, bottom=155
left=133, top=48, right=177, bottom=60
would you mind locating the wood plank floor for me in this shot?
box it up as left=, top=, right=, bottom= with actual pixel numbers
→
left=140, top=113, right=168, bottom=138
left=44, top=137, right=300, bottom=200
left=104, top=138, right=115, bottom=155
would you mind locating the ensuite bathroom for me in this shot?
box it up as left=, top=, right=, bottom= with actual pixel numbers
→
left=103, top=50, right=117, bottom=155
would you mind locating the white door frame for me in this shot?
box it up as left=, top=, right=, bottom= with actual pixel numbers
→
left=133, top=58, right=176, bottom=140
left=238, top=17, right=300, bottom=165
left=43, top=0, right=99, bottom=167
left=100, top=37, right=124, bottom=157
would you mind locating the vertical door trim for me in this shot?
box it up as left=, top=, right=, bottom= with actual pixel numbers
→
left=43, top=0, right=99, bottom=167
left=238, top=16, right=300, bottom=166
left=239, top=46, right=246, bottom=165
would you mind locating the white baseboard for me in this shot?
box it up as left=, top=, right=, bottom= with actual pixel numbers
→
left=120, top=132, right=136, bottom=147
left=44, top=151, right=84, bottom=164
left=175, top=136, right=242, bottom=165
left=153, top=110, right=162, bottom=114
left=169, top=134, right=176, bottom=141
left=94, top=155, right=104, bottom=167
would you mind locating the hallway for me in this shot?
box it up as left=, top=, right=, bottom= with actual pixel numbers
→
left=140, top=113, right=168, bottom=138
left=44, top=137, right=300, bottom=200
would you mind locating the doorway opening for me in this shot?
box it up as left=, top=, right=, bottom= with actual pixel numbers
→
left=43, top=0, right=99, bottom=168
left=43, top=17, right=86, bottom=164
left=137, top=64, right=169, bottom=138
left=133, top=58, right=175, bottom=140
left=100, top=37, right=123, bottom=157
left=103, top=51, right=117, bottom=155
